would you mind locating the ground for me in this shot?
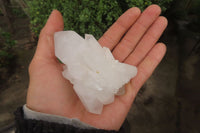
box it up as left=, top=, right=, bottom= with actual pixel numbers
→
left=0, top=10, right=200, bottom=133
left=0, top=15, right=35, bottom=132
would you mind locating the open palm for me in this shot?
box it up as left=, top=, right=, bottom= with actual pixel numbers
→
left=27, top=5, right=167, bottom=130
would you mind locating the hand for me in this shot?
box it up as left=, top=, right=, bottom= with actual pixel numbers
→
left=27, top=5, right=167, bottom=130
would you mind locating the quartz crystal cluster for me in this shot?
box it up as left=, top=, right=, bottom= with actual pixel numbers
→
left=54, top=31, right=137, bottom=114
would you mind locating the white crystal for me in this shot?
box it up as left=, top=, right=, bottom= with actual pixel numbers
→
left=54, top=31, right=137, bottom=114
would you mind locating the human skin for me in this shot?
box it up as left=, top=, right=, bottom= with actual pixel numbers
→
left=27, top=5, right=168, bottom=130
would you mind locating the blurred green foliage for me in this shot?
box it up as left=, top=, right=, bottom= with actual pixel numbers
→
left=0, top=29, right=16, bottom=68
left=126, top=0, right=172, bottom=11
left=27, top=0, right=173, bottom=39
left=11, top=7, right=27, bottom=17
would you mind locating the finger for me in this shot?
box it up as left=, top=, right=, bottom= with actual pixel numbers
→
left=131, top=43, right=166, bottom=94
left=112, top=5, right=161, bottom=62
left=125, top=16, right=168, bottom=66
left=34, top=10, right=64, bottom=60
left=118, top=43, right=166, bottom=104
left=98, top=7, right=141, bottom=50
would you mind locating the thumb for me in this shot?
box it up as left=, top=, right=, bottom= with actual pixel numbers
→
left=34, top=10, right=64, bottom=60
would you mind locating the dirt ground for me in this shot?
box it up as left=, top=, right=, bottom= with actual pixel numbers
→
left=0, top=15, right=36, bottom=131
